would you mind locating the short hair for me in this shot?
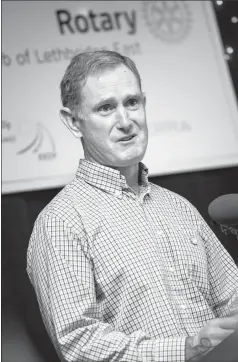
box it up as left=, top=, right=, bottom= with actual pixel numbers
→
left=60, top=50, right=142, bottom=116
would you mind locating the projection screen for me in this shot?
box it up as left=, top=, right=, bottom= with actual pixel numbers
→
left=2, top=1, right=238, bottom=193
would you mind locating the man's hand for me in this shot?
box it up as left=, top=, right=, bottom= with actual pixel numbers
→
left=185, top=314, right=238, bottom=361
left=225, top=295, right=238, bottom=317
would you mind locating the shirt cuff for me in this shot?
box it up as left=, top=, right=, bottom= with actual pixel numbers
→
left=139, top=336, right=187, bottom=362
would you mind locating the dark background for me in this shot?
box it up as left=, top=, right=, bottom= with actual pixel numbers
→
left=2, top=1, right=238, bottom=361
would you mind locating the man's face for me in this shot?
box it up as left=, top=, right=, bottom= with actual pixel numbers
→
left=77, top=64, right=148, bottom=168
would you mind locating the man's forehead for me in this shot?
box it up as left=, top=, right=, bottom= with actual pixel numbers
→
left=79, top=65, right=141, bottom=107
left=86, top=65, right=137, bottom=85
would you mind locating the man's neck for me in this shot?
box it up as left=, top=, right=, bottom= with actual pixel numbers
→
left=116, top=164, right=140, bottom=195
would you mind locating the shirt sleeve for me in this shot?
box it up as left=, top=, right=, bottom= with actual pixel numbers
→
left=193, top=207, right=238, bottom=317
left=27, top=212, right=186, bottom=362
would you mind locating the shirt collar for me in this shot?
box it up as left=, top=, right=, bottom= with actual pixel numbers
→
left=76, top=159, right=150, bottom=196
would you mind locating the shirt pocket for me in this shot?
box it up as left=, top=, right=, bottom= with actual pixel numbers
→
left=173, top=231, right=210, bottom=297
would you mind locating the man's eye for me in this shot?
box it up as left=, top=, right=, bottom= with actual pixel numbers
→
left=126, top=99, right=139, bottom=109
left=98, top=104, right=113, bottom=113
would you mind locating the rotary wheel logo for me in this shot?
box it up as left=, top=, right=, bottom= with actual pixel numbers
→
left=142, top=1, right=193, bottom=42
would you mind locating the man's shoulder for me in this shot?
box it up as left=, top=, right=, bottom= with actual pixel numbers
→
left=36, top=177, right=102, bottom=226
left=149, top=182, right=203, bottom=229
left=149, top=182, right=196, bottom=213
left=37, top=179, right=85, bottom=224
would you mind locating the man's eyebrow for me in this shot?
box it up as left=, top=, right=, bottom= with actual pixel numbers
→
left=95, top=97, right=116, bottom=108
left=124, top=93, right=143, bottom=101
left=125, top=93, right=143, bottom=101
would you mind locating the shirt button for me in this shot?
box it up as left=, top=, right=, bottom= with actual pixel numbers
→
left=157, top=230, right=164, bottom=236
left=169, top=267, right=175, bottom=273
left=180, top=304, right=187, bottom=310
left=115, top=190, right=122, bottom=198
left=191, top=237, right=198, bottom=245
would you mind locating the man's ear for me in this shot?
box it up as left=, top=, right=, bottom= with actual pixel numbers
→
left=142, top=92, right=146, bottom=106
left=59, top=107, right=82, bottom=139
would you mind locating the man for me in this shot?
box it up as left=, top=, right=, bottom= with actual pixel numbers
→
left=27, top=50, right=238, bottom=362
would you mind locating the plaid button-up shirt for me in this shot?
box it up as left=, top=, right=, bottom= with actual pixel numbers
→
left=27, top=159, right=238, bottom=362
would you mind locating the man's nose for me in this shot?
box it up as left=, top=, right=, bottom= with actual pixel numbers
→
left=116, top=107, right=132, bottom=131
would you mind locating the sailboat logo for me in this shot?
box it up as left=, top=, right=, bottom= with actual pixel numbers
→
left=17, top=123, right=56, bottom=160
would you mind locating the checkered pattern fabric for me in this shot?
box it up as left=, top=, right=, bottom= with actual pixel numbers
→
left=27, top=159, right=238, bottom=362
